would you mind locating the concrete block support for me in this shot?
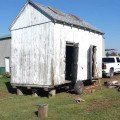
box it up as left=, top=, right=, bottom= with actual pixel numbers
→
left=17, top=88, right=23, bottom=95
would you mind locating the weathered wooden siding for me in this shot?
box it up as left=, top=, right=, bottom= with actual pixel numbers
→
left=54, top=24, right=103, bottom=81
left=53, top=25, right=66, bottom=85
left=11, top=2, right=103, bottom=87
left=11, top=22, right=54, bottom=86
left=11, top=4, right=51, bottom=31
left=11, top=4, right=54, bottom=86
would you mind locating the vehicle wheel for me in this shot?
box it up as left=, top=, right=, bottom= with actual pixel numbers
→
left=74, top=81, right=84, bottom=95
left=109, top=68, right=114, bottom=78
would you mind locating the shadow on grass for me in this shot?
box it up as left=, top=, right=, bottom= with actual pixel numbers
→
left=83, top=80, right=93, bottom=86
left=35, top=111, right=38, bottom=117
left=5, top=82, right=16, bottom=94
left=56, top=80, right=96, bottom=95
left=5, top=82, right=49, bottom=97
left=5, top=80, right=96, bottom=97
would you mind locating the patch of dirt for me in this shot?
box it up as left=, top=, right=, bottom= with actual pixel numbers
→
left=84, top=74, right=120, bottom=94
left=84, top=80, right=102, bottom=94
left=101, top=74, right=120, bottom=83
left=0, top=91, right=8, bottom=99
left=83, top=75, right=120, bottom=112
left=85, top=99, right=120, bottom=112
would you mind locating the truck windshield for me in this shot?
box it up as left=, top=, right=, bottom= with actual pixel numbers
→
left=116, top=58, right=120, bottom=62
left=102, top=58, right=115, bottom=63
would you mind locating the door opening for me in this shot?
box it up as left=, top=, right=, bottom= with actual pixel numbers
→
left=92, top=46, right=97, bottom=78
left=65, top=42, right=79, bottom=83
left=89, top=45, right=97, bottom=80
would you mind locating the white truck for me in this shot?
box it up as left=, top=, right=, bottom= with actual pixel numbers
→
left=102, top=56, right=120, bottom=77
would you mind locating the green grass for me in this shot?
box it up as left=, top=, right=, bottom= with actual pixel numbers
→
left=0, top=76, right=120, bottom=120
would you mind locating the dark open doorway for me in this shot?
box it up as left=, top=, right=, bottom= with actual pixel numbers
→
left=65, top=42, right=79, bottom=83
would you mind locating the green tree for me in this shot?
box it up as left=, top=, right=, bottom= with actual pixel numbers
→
left=106, top=51, right=118, bottom=56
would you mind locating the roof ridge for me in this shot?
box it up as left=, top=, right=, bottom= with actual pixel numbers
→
left=14, top=0, right=103, bottom=34
left=29, top=0, right=104, bottom=34
left=47, top=6, right=65, bottom=15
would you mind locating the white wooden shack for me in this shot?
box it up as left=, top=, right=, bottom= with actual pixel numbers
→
left=10, top=1, right=104, bottom=89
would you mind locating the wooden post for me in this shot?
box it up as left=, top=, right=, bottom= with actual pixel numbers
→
left=17, top=88, right=23, bottom=95
left=38, top=104, right=48, bottom=120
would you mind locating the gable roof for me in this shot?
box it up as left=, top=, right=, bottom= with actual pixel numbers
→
left=11, top=0, right=104, bottom=35
left=29, top=0, right=104, bottom=35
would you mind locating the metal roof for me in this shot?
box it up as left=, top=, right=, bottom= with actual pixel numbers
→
left=29, top=0, right=104, bottom=35
left=0, top=35, right=11, bottom=40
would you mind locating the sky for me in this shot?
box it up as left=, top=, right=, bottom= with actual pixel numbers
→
left=0, top=0, right=120, bottom=51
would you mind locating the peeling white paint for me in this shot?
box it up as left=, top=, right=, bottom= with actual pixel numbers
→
left=11, top=4, right=51, bottom=31
left=54, top=24, right=103, bottom=81
left=11, top=3, right=104, bottom=87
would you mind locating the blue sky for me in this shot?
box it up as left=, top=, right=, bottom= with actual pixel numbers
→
left=0, top=0, right=120, bottom=51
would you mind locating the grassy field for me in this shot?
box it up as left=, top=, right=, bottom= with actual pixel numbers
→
left=0, top=75, right=120, bottom=120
